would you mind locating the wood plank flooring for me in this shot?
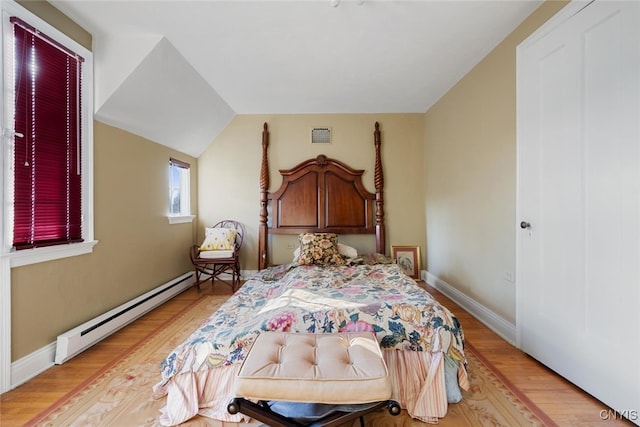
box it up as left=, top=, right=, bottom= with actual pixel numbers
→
left=0, top=281, right=635, bottom=426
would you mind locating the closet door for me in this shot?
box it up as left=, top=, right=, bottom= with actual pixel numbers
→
left=517, top=1, right=639, bottom=421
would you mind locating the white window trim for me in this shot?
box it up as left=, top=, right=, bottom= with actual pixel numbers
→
left=167, top=214, right=195, bottom=224
left=1, top=0, right=96, bottom=264
left=2, top=240, right=99, bottom=268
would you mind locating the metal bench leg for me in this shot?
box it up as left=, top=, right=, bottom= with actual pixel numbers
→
left=228, top=398, right=305, bottom=427
left=228, top=398, right=401, bottom=427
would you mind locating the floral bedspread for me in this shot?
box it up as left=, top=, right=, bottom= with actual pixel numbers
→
left=156, top=262, right=465, bottom=390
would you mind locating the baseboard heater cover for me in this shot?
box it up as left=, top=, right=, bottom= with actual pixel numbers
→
left=54, top=272, right=194, bottom=365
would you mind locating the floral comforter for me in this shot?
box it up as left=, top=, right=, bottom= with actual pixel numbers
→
left=153, top=261, right=467, bottom=425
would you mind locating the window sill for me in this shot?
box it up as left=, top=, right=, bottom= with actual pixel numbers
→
left=3, top=240, right=99, bottom=268
left=167, top=215, right=195, bottom=225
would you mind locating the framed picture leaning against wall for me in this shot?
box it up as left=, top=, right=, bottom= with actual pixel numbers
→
left=391, top=245, right=421, bottom=280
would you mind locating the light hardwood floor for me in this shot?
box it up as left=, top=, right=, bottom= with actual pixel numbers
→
left=0, top=281, right=635, bottom=426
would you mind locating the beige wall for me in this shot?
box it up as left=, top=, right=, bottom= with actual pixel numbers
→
left=423, top=0, right=568, bottom=324
left=11, top=121, right=198, bottom=360
left=17, top=0, right=91, bottom=50
left=198, top=114, right=426, bottom=269
left=10, top=0, right=570, bottom=362
left=9, top=0, right=198, bottom=360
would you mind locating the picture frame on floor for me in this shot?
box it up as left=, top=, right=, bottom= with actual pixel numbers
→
left=391, top=245, right=421, bottom=280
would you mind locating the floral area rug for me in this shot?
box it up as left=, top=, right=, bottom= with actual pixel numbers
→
left=27, top=294, right=555, bottom=427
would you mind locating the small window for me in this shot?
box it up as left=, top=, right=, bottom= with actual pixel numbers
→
left=168, top=158, right=193, bottom=223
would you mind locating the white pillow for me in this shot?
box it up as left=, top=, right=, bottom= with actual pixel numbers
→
left=337, top=243, right=358, bottom=258
left=292, top=242, right=357, bottom=261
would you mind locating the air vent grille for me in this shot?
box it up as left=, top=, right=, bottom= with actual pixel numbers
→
left=311, top=127, right=331, bottom=144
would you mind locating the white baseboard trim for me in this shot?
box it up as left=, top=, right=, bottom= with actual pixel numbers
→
left=8, top=271, right=194, bottom=391
left=242, top=269, right=257, bottom=280
left=11, top=342, right=56, bottom=389
left=424, top=271, right=516, bottom=345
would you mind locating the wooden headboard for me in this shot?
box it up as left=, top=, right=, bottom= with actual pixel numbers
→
left=258, top=122, right=385, bottom=270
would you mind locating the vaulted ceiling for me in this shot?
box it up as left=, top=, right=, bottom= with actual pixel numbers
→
left=50, top=0, right=543, bottom=157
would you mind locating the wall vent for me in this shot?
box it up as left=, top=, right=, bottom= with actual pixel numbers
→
left=311, top=127, right=331, bottom=144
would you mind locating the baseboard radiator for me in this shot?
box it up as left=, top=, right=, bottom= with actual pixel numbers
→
left=54, top=272, right=194, bottom=365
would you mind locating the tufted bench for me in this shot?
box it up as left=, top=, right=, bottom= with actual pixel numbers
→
left=227, top=332, right=401, bottom=426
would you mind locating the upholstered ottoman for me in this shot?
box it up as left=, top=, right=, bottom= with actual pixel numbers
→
left=227, top=332, right=400, bottom=426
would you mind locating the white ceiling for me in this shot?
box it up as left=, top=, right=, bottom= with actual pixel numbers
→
left=50, top=0, right=543, bottom=157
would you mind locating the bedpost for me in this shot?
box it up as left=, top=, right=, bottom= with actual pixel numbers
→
left=258, top=122, right=269, bottom=270
left=374, top=122, right=386, bottom=254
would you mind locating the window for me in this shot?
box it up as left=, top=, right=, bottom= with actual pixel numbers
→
left=168, top=157, right=193, bottom=224
left=1, top=1, right=95, bottom=266
left=11, top=17, right=83, bottom=249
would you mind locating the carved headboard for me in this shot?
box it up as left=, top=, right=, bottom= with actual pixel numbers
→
left=258, top=122, right=385, bottom=270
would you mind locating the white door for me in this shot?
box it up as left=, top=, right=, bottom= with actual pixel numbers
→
left=517, top=0, right=640, bottom=422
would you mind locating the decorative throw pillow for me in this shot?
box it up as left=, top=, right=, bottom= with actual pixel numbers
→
left=200, top=227, right=237, bottom=251
left=293, top=242, right=357, bottom=261
left=296, top=233, right=345, bottom=266
left=361, top=253, right=396, bottom=265
left=344, top=253, right=396, bottom=266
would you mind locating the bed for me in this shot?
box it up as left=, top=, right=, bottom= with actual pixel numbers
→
left=152, top=122, right=468, bottom=426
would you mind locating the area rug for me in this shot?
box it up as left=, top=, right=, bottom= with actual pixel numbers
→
left=26, top=294, right=556, bottom=427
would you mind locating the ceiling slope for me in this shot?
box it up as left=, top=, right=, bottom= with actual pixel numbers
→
left=95, top=37, right=234, bottom=157
left=50, top=0, right=543, bottom=156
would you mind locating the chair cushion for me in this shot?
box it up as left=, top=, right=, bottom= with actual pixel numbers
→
left=234, top=332, right=391, bottom=404
left=200, top=227, right=237, bottom=251
left=199, top=250, right=234, bottom=259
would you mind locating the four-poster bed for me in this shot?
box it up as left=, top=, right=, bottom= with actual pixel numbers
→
left=258, top=122, right=386, bottom=269
left=153, top=122, right=468, bottom=426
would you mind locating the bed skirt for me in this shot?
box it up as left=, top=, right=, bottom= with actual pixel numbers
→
left=153, top=349, right=469, bottom=426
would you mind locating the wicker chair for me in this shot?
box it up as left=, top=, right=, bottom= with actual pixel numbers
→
left=190, top=220, right=245, bottom=292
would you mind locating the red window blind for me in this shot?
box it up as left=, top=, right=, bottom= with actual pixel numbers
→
left=11, top=17, right=84, bottom=249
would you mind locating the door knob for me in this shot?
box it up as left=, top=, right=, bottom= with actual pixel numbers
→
left=520, top=221, right=530, bottom=229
